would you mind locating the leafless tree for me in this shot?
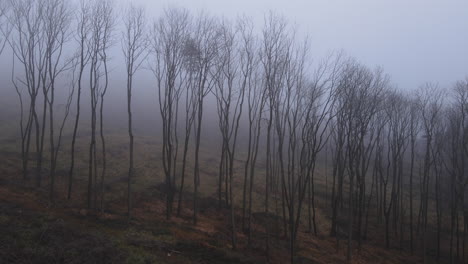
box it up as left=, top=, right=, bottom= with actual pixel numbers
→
left=52, top=55, right=77, bottom=202
left=8, top=0, right=71, bottom=195
left=213, top=20, right=235, bottom=210
left=407, top=95, right=420, bottom=254
left=9, top=0, right=73, bottom=204
left=302, top=53, right=344, bottom=239
left=86, top=0, right=115, bottom=210
left=445, top=79, right=468, bottom=263
left=187, top=12, right=220, bottom=225
left=236, top=17, right=264, bottom=247
left=332, top=60, right=387, bottom=261
left=121, top=4, right=148, bottom=220
left=283, top=51, right=343, bottom=264
left=445, top=106, right=464, bottom=263
left=259, top=13, right=289, bottom=259
left=382, top=90, right=410, bottom=249
left=453, top=79, right=468, bottom=263
left=41, top=0, right=72, bottom=204
left=416, top=83, right=445, bottom=263
left=0, top=0, right=11, bottom=55
left=97, top=0, right=115, bottom=212
left=363, top=102, right=388, bottom=241
left=68, top=0, right=91, bottom=200
left=151, top=7, right=189, bottom=219
left=430, top=102, right=446, bottom=260
left=353, top=81, right=387, bottom=250
left=176, top=33, right=198, bottom=217
left=87, top=0, right=100, bottom=210
left=9, top=0, right=47, bottom=184
left=330, top=92, right=348, bottom=240
left=212, top=18, right=249, bottom=249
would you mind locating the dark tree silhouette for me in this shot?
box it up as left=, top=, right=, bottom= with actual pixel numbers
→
left=151, top=7, right=189, bottom=219
left=121, top=4, right=148, bottom=220
left=68, top=0, right=91, bottom=200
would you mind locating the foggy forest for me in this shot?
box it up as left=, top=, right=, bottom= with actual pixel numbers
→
left=0, top=0, right=467, bottom=263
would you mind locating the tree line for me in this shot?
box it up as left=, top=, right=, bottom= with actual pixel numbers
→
left=0, top=1, right=467, bottom=263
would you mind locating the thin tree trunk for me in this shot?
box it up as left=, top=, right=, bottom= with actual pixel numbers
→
left=127, top=74, right=134, bottom=220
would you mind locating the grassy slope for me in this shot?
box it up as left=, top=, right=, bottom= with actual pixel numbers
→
left=0, top=105, right=446, bottom=263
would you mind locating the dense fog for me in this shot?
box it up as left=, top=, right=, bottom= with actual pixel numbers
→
left=1, top=1, right=468, bottom=264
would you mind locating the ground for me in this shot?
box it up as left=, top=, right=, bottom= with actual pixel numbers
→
left=0, top=111, right=448, bottom=263
left=0, top=158, right=428, bottom=263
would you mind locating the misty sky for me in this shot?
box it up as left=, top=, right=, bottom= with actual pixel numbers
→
left=128, top=0, right=468, bottom=90
left=1, top=0, right=467, bottom=108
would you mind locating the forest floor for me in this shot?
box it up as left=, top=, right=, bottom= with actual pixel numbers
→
left=0, top=176, right=425, bottom=264
left=0, top=116, right=443, bottom=263
left=0, top=159, right=428, bottom=264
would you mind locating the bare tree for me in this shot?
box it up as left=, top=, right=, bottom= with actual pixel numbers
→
left=41, top=0, right=72, bottom=204
left=333, top=60, right=387, bottom=261
left=407, top=95, right=420, bottom=254
left=454, top=79, right=468, bottom=263
left=97, top=0, right=115, bottom=212
left=417, top=83, right=444, bottom=263
left=363, top=103, right=388, bottom=242
left=177, top=35, right=198, bottom=216
left=151, top=7, right=189, bottom=219
left=431, top=105, right=446, bottom=261
left=87, top=0, right=116, bottom=210
left=445, top=106, right=464, bottom=263
left=382, top=90, right=410, bottom=249
left=212, top=19, right=248, bottom=249
left=445, top=79, right=468, bottom=263
left=121, top=4, right=147, bottom=220
left=51, top=55, right=76, bottom=203
left=302, top=53, right=344, bottom=239
left=259, top=13, right=289, bottom=259
left=0, top=0, right=11, bottom=55
left=187, top=13, right=220, bottom=225
left=214, top=20, right=235, bottom=210
left=87, top=0, right=101, bottom=209
left=236, top=17, right=264, bottom=247
left=9, top=0, right=73, bottom=204
left=68, top=0, right=91, bottom=200
left=283, top=51, right=344, bottom=264
left=9, top=0, right=47, bottom=184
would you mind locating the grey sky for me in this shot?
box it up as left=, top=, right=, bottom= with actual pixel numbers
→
left=129, top=0, right=468, bottom=90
